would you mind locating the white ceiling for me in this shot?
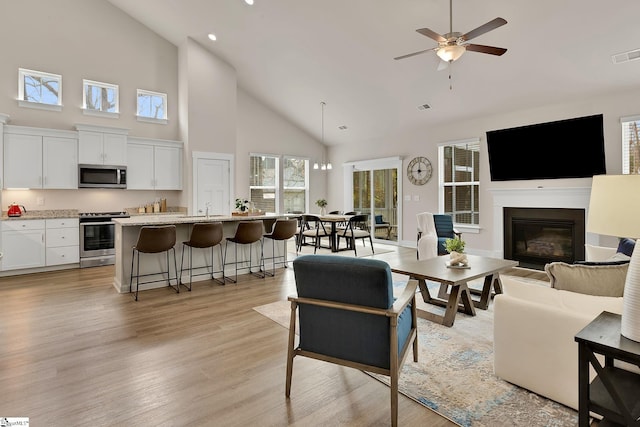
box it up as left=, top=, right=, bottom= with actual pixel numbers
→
left=108, top=0, right=640, bottom=147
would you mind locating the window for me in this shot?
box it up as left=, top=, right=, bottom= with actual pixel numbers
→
left=83, top=79, right=118, bottom=116
left=18, top=68, right=62, bottom=111
left=439, top=138, right=480, bottom=228
left=621, top=115, right=640, bottom=174
left=283, top=157, right=309, bottom=213
left=250, top=154, right=279, bottom=213
left=137, top=89, right=167, bottom=123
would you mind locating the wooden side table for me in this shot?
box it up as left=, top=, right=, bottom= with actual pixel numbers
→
left=574, top=311, right=640, bottom=427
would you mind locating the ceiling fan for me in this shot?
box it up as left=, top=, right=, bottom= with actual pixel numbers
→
left=394, top=0, right=507, bottom=67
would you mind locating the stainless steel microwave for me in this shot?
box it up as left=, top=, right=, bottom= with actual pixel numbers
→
left=78, top=164, right=127, bottom=189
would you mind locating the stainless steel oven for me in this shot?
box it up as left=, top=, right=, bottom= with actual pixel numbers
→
left=79, top=212, right=129, bottom=268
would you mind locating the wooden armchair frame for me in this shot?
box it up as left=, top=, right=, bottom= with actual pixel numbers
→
left=285, top=279, right=419, bottom=427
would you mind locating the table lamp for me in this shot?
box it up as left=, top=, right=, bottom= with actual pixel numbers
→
left=587, top=174, right=640, bottom=342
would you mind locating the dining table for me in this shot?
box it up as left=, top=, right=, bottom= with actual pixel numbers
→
left=313, top=213, right=353, bottom=252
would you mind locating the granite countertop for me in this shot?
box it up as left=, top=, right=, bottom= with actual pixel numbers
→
left=113, top=212, right=293, bottom=226
left=1, top=209, right=80, bottom=220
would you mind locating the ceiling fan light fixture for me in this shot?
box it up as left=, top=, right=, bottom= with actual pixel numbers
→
left=436, top=44, right=465, bottom=62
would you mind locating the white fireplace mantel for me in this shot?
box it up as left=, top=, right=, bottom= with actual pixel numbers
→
left=488, top=187, right=593, bottom=258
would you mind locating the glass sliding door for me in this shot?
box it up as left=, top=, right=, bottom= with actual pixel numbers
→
left=349, top=158, right=400, bottom=243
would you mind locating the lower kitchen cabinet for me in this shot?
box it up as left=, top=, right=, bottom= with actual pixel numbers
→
left=1, top=218, right=79, bottom=271
left=45, top=218, right=79, bottom=266
left=1, top=220, right=46, bottom=270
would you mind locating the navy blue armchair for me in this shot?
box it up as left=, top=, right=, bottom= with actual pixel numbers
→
left=286, top=255, right=418, bottom=427
left=433, top=214, right=462, bottom=255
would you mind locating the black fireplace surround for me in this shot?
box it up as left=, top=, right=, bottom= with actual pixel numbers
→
left=504, top=207, right=585, bottom=270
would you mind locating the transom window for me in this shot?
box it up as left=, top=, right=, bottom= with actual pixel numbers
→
left=621, top=115, right=640, bottom=175
left=439, top=138, right=480, bottom=228
left=18, top=68, right=62, bottom=111
left=83, top=79, right=118, bottom=115
left=137, top=89, right=167, bottom=123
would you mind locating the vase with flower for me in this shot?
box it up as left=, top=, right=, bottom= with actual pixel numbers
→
left=316, top=199, right=328, bottom=216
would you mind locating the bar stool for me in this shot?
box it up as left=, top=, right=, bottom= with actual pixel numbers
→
left=179, top=222, right=224, bottom=290
left=263, top=218, right=298, bottom=276
left=223, top=221, right=265, bottom=283
left=130, top=225, right=178, bottom=301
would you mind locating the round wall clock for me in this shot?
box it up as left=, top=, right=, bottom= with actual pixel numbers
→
left=407, top=156, right=433, bottom=185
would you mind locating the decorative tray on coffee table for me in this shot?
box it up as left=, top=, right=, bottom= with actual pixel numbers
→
left=445, top=261, right=471, bottom=269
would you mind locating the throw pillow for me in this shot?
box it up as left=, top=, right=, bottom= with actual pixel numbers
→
left=545, top=261, right=628, bottom=297
left=617, top=238, right=637, bottom=257
left=575, top=252, right=631, bottom=266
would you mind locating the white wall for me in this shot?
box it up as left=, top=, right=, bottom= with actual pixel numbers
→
left=236, top=88, right=327, bottom=210
left=330, top=88, right=637, bottom=253
left=0, top=0, right=324, bottom=214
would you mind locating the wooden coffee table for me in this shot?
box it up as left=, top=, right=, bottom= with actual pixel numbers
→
left=377, top=254, right=518, bottom=327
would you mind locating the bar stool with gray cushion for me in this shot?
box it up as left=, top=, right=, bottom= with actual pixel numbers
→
left=179, top=222, right=224, bottom=290
left=130, top=225, right=178, bottom=301
left=223, top=221, right=265, bottom=283
left=263, top=218, right=298, bottom=276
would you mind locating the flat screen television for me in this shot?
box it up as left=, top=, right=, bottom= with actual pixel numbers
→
left=486, top=114, right=606, bottom=181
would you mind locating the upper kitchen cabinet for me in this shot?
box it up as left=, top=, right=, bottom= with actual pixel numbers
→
left=76, top=124, right=128, bottom=166
left=127, top=137, right=183, bottom=190
left=3, top=126, right=78, bottom=189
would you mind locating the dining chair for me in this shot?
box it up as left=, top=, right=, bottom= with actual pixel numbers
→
left=298, top=214, right=330, bottom=253
left=287, top=255, right=418, bottom=427
left=336, top=214, right=374, bottom=256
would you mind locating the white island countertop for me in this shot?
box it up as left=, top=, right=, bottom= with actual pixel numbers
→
left=113, top=213, right=295, bottom=226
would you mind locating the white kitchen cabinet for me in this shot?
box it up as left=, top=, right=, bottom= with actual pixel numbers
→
left=127, top=137, right=182, bottom=190
left=1, top=220, right=46, bottom=270
left=3, top=126, right=78, bottom=189
left=45, top=218, right=79, bottom=266
left=76, top=124, right=128, bottom=165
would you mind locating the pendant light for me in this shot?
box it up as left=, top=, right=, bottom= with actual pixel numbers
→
left=314, top=101, right=332, bottom=171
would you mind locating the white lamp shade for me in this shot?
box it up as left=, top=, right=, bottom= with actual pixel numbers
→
left=587, top=175, right=640, bottom=238
left=436, top=45, right=466, bottom=62
left=588, top=174, right=640, bottom=342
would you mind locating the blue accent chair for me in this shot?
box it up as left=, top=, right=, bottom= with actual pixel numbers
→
left=286, top=255, right=418, bottom=427
left=433, top=214, right=461, bottom=255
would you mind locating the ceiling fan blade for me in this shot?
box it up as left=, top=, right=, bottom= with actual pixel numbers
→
left=461, top=17, right=507, bottom=41
left=465, top=44, right=507, bottom=56
left=416, top=28, right=446, bottom=43
left=394, top=48, right=434, bottom=60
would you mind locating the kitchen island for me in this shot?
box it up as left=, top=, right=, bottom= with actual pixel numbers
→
left=112, top=213, right=296, bottom=293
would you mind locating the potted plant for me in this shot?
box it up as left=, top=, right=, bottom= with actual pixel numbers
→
left=316, top=199, right=328, bottom=216
left=235, top=198, right=250, bottom=212
left=444, top=236, right=468, bottom=266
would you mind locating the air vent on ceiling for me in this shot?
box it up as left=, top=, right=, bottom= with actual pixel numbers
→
left=612, top=48, right=640, bottom=64
left=338, top=125, right=348, bottom=130
left=417, top=103, right=431, bottom=111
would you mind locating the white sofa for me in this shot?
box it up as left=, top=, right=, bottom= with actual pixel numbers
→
left=493, top=276, right=623, bottom=410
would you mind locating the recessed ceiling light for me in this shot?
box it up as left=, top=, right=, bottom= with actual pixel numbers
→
left=245, top=0, right=254, bottom=5
left=208, top=33, right=217, bottom=41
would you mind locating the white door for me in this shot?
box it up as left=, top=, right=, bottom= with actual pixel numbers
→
left=193, top=154, right=232, bottom=216
left=43, top=136, right=78, bottom=189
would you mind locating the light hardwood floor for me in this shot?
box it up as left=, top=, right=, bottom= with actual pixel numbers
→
left=0, top=245, right=456, bottom=427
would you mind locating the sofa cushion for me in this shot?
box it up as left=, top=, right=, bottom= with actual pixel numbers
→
left=545, top=262, right=628, bottom=297
left=575, top=252, right=631, bottom=266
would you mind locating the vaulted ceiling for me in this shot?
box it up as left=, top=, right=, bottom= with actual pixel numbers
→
left=108, top=0, right=640, bottom=147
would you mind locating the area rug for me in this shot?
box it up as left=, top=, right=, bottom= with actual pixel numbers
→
left=253, top=284, right=579, bottom=427
left=289, top=238, right=394, bottom=258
